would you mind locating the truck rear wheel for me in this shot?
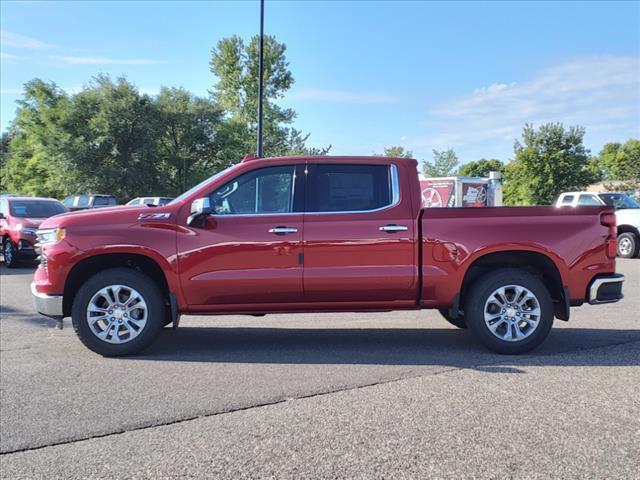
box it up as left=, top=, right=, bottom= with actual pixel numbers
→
left=438, top=309, right=467, bottom=329
left=465, top=268, right=553, bottom=354
left=617, top=232, right=639, bottom=258
left=71, top=268, right=164, bottom=356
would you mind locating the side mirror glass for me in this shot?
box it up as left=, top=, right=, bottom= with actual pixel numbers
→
left=187, top=197, right=212, bottom=227
left=0, top=213, right=5, bottom=220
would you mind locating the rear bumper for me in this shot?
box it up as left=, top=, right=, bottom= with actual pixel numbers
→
left=588, top=274, right=624, bottom=305
left=31, top=282, right=64, bottom=318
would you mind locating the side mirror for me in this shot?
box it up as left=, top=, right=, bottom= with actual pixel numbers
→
left=0, top=213, right=5, bottom=220
left=187, top=197, right=212, bottom=227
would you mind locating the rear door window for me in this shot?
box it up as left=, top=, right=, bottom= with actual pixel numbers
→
left=577, top=194, right=601, bottom=206
left=306, top=164, right=393, bottom=213
left=93, top=196, right=113, bottom=207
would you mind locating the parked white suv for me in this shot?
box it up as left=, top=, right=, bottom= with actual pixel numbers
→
left=556, top=192, right=640, bottom=258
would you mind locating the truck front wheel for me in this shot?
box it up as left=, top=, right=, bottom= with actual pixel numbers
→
left=465, top=269, right=553, bottom=354
left=71, top=268, right=164, bottom=356
left=617, top=232, right=639, bottom=258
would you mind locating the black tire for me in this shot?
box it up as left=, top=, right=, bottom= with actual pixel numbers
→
left=465, top=268, right=554, bottom=355
left=3, top=239, right=19, bottom=268
left=438, top=308, right=467, bottom=329
left=71, top=268, right=164, bottom=356
left=617, top=232, right=639, bottom=259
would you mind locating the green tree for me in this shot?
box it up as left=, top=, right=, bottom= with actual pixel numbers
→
left=0, top=131, right=13, bottom=192
left=422, top=148, right=459, bottom=177
left=60, top=75, right=161, bottom=202
left=457, top=158, right=504, bottom=177
left=503, top=123, right=598, bottom=206
left=3, top=80, right=71, bottom=197
left=210, top=34, right=324, bottom=157
left=377, top=146, right=413, bottom=158
left=154, top=87, right=224, bottom=195
left=597, top=139, right=640, bottom=189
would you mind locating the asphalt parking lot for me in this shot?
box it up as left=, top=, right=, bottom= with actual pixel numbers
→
left=0, top=260, right=638, bottom=479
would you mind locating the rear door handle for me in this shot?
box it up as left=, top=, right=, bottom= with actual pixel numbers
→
left=379, top=225, right=408, bottom=232
left=269, top=226, right=298, bottom=234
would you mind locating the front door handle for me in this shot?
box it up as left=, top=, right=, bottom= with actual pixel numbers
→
left=269, top=226, right=298, bottom=234
left=379, top=224, right=408, bottom=232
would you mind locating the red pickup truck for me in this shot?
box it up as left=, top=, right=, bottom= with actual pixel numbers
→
left=31, top=156, right=624, bottom=356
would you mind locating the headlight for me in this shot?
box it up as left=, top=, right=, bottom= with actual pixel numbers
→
left=36, top=228, right=66, bottom=245
left=16, top=224, right=38, bottom=235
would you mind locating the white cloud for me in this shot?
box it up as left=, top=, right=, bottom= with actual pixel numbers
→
left=0, top=87, right=23, bottom=95
left=412, top=56, right=640, bottom=154
left=287, top=88, right=397, bottom=104
left=50, top=55, right=166, bottom=65
left=1, top=30, right=55, bottom=49
left=1, top=52, right=27, bottom=61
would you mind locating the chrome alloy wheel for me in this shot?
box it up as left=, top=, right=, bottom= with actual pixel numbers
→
left=483, top=285, right=541, bottom=342
left=86, top=285, right=148, bottom=344
left=618, top=237, right=633, bottom=257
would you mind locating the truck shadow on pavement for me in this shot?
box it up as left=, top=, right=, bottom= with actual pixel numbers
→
left=136, top=326, right=640, bottom=367
left=0, top=263, right=37, bottom=275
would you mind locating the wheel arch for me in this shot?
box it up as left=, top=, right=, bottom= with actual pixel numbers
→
left=63, top=253, right=171, bottom=317
left=617, top=224, right=639, bottom=237
left=459, top=250, right=569, bottom=321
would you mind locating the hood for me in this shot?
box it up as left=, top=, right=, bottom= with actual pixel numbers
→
left=15, top=217, right=45, bottom=228
left=39, top=205, right=177, bottom=229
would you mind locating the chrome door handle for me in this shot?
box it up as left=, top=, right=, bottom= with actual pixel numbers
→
left=379, top=225, right=408, bottom=232
left=269, top=227, right=298, bottom=234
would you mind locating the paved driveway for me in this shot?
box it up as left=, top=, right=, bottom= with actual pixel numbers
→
left=1, top=259, right=638, bottom=478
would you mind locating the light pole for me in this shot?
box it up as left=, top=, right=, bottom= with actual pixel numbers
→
left=257, top=0, right=265, bottom=158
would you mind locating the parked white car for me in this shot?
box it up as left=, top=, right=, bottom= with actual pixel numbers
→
left=556, top=192, right=640, bottom=258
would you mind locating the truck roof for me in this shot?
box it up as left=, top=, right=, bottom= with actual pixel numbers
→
left=246, top=155, right=417, bottom=164
left=560, top=191, right=621, bottom=196
left=3, top=196, right=61, bottom=202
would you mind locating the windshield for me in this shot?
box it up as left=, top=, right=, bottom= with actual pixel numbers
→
left=169, top=165, right=237, bottom=205
left=9, top=200, right=67, bottom=218
left=598, top=193, right=640, bottom=210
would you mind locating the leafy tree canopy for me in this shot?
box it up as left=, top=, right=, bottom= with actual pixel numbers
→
left=457, top=158, right=504, bottom=177
left=503, top=123, right=599, bottom=206
left=377, top=146, right=413, bottom=158
left=209, top=34, right=327, bottom=158
left=597, top=139, right=640, bottom=187
left=3, top=35, right=326, bottom=200
left=422, top=148, right=459, bottom=177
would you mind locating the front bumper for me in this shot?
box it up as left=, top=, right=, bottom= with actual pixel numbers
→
left=31, top=282, right=64, bottom=318
left=588, top=274, right=624, bottom=305
left=17, top=239, right=37, bottom=258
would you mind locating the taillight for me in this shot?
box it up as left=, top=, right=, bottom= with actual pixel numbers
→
left=600, top=211, right=617, bottom=259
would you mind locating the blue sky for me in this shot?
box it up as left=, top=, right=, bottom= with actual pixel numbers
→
left=1, top=0, right=639, bottom=164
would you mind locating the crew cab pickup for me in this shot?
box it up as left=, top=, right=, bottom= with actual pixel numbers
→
left=31, top=156, right=624, bottom=356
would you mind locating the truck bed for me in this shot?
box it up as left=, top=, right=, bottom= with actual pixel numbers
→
left=420, top=206, right=614, bottom=308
